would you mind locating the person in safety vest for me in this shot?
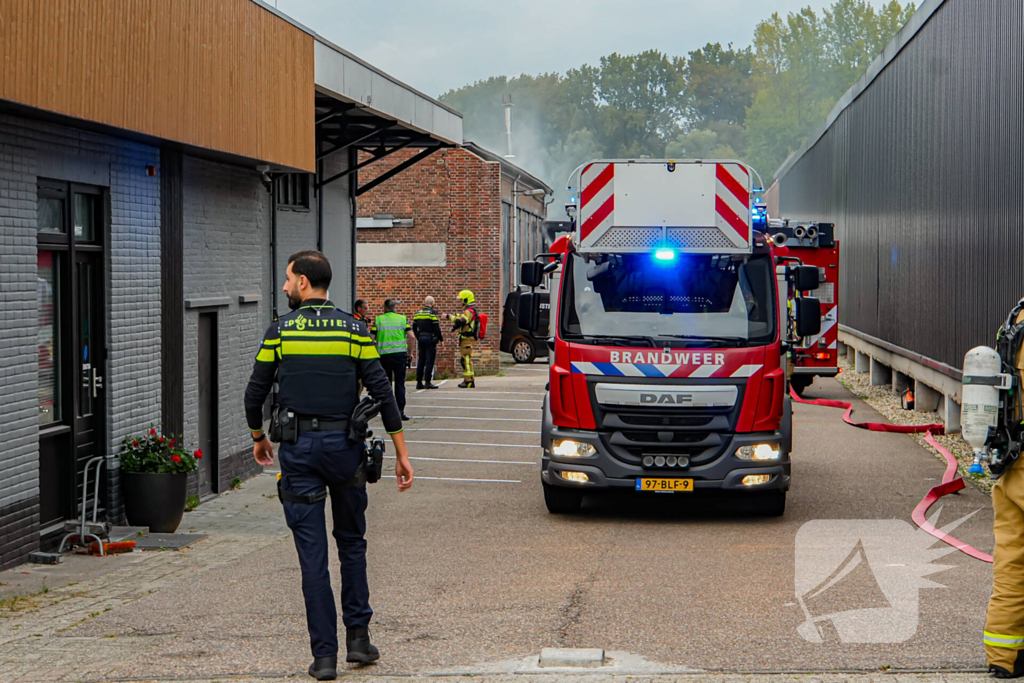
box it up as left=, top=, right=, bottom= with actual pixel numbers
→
left=374, top=299, right=414, bottom=420
left=243, top=250, right=412, bottom=678
left=986, top=305, right=1024, bottom=679
left=445, top=289, right=479, bottom=388
left=412, top=296, right=443, bottom=390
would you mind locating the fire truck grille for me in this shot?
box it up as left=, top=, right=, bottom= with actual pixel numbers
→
left=618, top=414, right=713, bottom=427
left=665, top=227, right=736, bottom=249
left=620, top=431, right=709, bottom=443
left=593, top=227, right=661, bottom=248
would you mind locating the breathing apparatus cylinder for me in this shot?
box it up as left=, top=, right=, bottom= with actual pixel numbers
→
left=962, top=345, right=1003, bottom=473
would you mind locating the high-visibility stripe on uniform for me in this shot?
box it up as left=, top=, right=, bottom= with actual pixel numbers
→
left=985, top=632, right=1024, bottom=648
left=263, top=338, right=281, bottom=346
left=255, top=348, right=276, bottom=363
left=281, top=340, right=380, bottom=359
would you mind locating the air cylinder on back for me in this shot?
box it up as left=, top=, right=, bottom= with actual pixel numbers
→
left=962, top=346, right=1002, bottom=473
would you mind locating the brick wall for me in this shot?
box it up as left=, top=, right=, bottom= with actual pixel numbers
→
left=356, top=148, right=502, bottom=377
left=0, top=114, right=161, bottom=568
left=181, top=156, right=270, bottom=495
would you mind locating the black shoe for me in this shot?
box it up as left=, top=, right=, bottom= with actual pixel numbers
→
left=991, top=664, right=1024, bottom=679
left=416, top=383, right=424, bottom=390
left=425, top=384, right=440, bottom=389
left=401, top=413, right=410, bottom=421
left=458, top=381, right=475, bottom=388
left=308, top=655, right=337, bottom=680
left=346, top=626, right=380, bottom=664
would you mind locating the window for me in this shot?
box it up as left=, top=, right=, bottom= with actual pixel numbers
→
left=275, top=173, right=311, bottom=210
left=37, top=251, right=61, bottom=425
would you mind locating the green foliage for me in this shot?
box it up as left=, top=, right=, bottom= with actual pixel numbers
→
left=440, top=1, right=914, bottom=189
left=231, top=477, right=243, bottom=490
left=184, top=494, right=200, bottom=512
left=120, top=426, right=201, bottom=474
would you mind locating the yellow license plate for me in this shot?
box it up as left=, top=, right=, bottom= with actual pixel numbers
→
left=636, top=478, right=693, bottom=492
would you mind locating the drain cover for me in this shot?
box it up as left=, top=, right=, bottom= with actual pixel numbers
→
left=134, top=533, right=206, bottom=551
left=538, top=648, right=606, bottom=668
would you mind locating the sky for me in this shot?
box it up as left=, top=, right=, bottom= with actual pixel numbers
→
left=272, top=0, right=849, bottom=99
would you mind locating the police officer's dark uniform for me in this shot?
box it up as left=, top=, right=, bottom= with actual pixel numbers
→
left=412, top=305, right=443, bottom=390
left=244, top=298, right=403, bottom=673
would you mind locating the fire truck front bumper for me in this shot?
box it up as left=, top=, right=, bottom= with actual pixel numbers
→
left=541, top=426, right=791, bottom=493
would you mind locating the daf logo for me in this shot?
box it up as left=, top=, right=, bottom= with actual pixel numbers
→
left=640, top=393, right=693, bottom=405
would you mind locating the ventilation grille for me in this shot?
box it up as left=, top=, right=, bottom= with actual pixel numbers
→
left=593, top=227, right=661, bottom=248
left=618, top=414, right=713, bottom=427
left=666, top=227, right=735, bottom=249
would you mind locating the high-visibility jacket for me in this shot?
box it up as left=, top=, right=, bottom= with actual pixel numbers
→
left=374, top=311, right=411, bottom=355
left=451, top=305, right=479, bottom=340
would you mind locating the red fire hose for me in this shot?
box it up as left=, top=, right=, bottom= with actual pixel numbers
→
left=790, top=387, right=993, bottom=563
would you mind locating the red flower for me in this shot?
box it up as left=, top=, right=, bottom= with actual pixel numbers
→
left=158, top=436, right=164, bottom=444
left=132, top=440, right=138, bottom=447
left=150, top=428, right=157, bottom=436
left=170, top=438, right=176, bottom=447
left=194, top=449, right=203, bottom=460
left=171, top=454, right=181, bottom=463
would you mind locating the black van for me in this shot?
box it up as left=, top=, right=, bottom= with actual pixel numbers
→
left=500, top=289, right=550, bottom=363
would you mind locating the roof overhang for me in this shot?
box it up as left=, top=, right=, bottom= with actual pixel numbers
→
left=314, top=38, right=462, bottom=147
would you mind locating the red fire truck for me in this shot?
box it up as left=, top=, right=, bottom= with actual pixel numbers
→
left=768, top=220, right=840, bottom=395
left=517, top=159, right=822, bottom=516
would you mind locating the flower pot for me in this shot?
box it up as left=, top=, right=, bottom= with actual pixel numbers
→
left=121, top=471, right=188, bottom=533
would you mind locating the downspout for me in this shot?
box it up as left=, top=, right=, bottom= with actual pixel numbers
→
left=270, top=176, right=279, bottom=321
left=349, top=147, right=358, bottom=307
left=512, top=174, right=521, bottom=289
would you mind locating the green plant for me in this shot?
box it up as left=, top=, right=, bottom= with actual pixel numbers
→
left=184, top=494, right=200, bottom=512
left=120, top=426, right=200, bottom=474
left=231, top=477, right=242, bottom=490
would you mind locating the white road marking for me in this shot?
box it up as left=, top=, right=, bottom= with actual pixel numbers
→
left=432, top=391, right=546, bottom=397
left=407, top=428, right=537, bottom=434
left=416, top=379, right=449, bottom=393
left=403, top=405, right=539, bottom=412
left=385, top=456, right=536, bottom=466
left=374, top=416, right=540, bottom=422
left=406, top=440, right=537, bottom=448
left=382, top=475, right=520, bottom=484
left=407, top=396, right=541, bottom=404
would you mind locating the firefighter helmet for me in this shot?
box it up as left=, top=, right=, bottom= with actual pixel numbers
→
left=457, top=289, right=475, bottom=306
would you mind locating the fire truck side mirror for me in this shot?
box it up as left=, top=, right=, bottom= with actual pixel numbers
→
left=795, top=297, right=822, bottom=338
left=521, top=262, right=544, bottom=288
left=518, top=291, right=541, bottom=332
left=793, top=265, right=820, bottom=291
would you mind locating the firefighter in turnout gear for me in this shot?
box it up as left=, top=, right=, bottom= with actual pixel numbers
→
left=447, top=289, right=479, bottom=388
left=244, top=251, right=413, bottom=680
left=985, top=304, right=1024, bottom=679
left=374, top=300, right=415, bottom=420
left=412, top=296, right=442, bottom=390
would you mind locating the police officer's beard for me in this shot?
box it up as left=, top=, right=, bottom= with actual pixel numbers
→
left=286, top=290, right=303, bottom=311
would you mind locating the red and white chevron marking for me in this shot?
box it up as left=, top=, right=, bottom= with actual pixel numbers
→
left=579, top=163, right=614, bottom=243
left=714, top=163, right=751, bottom=248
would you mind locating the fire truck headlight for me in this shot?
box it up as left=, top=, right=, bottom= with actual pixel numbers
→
left=735, top=443, right=781, bottom=461
left=552, top=439, right=596, bottom=458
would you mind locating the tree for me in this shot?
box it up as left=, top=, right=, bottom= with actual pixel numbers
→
left=684, top=42, right=755, bottom=127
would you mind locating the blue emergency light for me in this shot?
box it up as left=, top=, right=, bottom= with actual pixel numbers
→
left=654, top=249, right=676, bottom=261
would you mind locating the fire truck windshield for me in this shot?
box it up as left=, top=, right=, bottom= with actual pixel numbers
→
left=561, top=252, right=777, bottom=346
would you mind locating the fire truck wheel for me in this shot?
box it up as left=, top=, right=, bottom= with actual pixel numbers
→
left=750, top=489, right=786, bottom=517
left=543, top=481, right=583, bottom=513
left=512, top=337, right=537, bottom=363
left=790, top=376, right=813, bottom=397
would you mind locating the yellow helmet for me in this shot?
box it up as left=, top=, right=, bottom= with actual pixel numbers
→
left=457, top=289, right=475, bottom=305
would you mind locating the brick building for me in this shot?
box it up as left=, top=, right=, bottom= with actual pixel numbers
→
left=0, top=0, right=460, bottom=568
left=356, top=143, right=552, bottom=378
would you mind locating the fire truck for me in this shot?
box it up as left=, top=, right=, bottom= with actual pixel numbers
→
left=517, top=159, right=821, bottom=516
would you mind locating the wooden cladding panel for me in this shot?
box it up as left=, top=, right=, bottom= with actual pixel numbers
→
left=0, top=0, right=314, bottom=171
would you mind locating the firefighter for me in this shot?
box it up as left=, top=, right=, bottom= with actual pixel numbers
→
left=412, top=296, right=442, bottom=390
left=986, top=305, right=1024, bottom=679
left=374, top=299, right=414, bottom=420
left=243, top=250, right=413, bottom=678
left=446, top=289, right=479, bottom=388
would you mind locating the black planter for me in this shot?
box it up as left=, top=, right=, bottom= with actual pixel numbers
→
left=121, top=471, right=188, bottom=533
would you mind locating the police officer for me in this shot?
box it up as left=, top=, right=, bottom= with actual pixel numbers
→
left=374, top=299, right=414, bottom=420
left=446, top=289, right=479, bottom=388
left=413, top=296, right=442, bottom=390
left=244, top=250, right=413, bottom=680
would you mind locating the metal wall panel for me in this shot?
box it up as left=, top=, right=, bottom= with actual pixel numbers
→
left=777, top=0, right=1024, bottom=370
left=0, top=0, right=315, bottom=171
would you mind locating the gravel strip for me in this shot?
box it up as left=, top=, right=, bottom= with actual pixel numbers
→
left=834, top=355, right=993, bottom=495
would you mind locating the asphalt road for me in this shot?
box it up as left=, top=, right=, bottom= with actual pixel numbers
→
left=47, top=361, right=995, bottom=680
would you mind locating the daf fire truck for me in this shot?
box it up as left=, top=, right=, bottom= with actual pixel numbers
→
left=517, top=159, right=821, bottom=516
left=768, top=219, right=841, bottom=395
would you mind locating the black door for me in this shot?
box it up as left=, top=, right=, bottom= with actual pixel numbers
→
left=36, top=184, right=106, bottom=529
left=197, top=312, right=218, bottom=495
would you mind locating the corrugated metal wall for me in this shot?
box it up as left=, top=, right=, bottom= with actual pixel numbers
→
left=777, top=0, right=1024, bottom=370
left=0, top=0, right=315, bottom=171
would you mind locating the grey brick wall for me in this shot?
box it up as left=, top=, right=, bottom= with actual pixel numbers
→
left=274, top=200, right=317, bottom=314
left=0, top=114, right=161, bottom=568
left=181, top=156, right=270, bottom=494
